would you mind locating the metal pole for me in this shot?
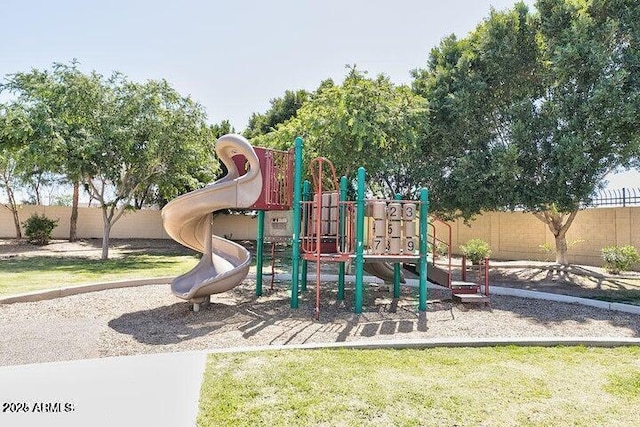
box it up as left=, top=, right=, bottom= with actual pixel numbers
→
left=393, top=193, right=402, bottom=298
left=255, top=210, right=265, bottom=296
left=355, top=167, right=366, bottom=314
left=484, top=257, right=490, bottom=296
left=270, top=241, right=275, bottom=291
left=338, top=176, right=348, bottom=300
left=300, top=180, right=310, bottom=292
left=462, top=255, right=467, bottom=282
left=418, top=188, right=429, bottom=311
left=290, top=137, right=303, bottom=309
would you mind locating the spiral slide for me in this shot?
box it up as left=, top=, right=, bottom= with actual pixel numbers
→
left=161, top=134, right=263, bottom=310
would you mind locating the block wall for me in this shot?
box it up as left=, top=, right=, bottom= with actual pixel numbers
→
left=446, top=208, right=640, bottom=266
left=2, top=205, right=638, bottom=268
left=0, top=205, right=257, bottom=241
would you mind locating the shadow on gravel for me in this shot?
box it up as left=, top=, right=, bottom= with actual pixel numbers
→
left=107, top=284, right=452, bottom=346
left=107, top=278, right=640, bottom=347
left=491, top=295, right=640, bottom=337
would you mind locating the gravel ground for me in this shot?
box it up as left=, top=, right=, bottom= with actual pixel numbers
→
left=1, top=280, right=639, bottom=367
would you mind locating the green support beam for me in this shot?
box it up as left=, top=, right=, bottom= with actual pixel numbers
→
left=290, top=137, right=303, bottom=309
left=418, top=188, right=429, bottom=311
left=354, top=167, right=366, bottom=314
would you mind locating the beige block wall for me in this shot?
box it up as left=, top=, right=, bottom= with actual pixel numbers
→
left=2, top=204, right=639, bottom=268
left=447, top=207, right=640, bottom=267
left=211, top=213, right=257, bottom=240
left=0, top=205, right=259, bottom=241
left=0, top=205, right=172, bottom=239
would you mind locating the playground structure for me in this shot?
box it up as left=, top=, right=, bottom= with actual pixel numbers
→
left=161, top=134, right=292, bottom=311
left=162, top=134, right=489, bottom=314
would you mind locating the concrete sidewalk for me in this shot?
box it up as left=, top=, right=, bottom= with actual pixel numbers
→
left=0, top=351, right=207, bottom=427
left=2, top=338, right=640, bottom=427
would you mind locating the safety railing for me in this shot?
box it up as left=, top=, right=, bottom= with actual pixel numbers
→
left=428, top=218, right=452, bottom=288
left=461, top=256, right=490, bottom=296
left=263, top=148, right=294, bottom=209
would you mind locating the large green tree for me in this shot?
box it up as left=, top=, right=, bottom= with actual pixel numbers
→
left=3, top=62, right=110, bottom=241
left=0, top=103, right=36, bottom=238
left=80, top=77, right=216, bottom=259
left=244, top=89, right=309, bottom=140
left=210, top=120, right=235, bottom=140
left=412, top=0, right=640, bottom=264
left=256, top=68, right=427, bottom=197
left=2, top=63, right=217, bottom=258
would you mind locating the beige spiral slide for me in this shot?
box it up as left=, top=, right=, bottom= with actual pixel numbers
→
left=161, top=134, right=263, bottom=311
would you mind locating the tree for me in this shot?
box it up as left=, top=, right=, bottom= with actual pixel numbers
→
left=81, top=78, right=216, bottom=259
left=244, top=89, right=309, bottom=139
left=412, top=0, right=640, bottom=264
left=210, top=120, right=235, bottom=140
left=0, top=104, right=34, bottom=238
left=128, top=84, right=219, bottom=209
left=255, top=67, right=427, bottom=197
left=0, top=148, right=23, bottom=238
left=2, top=62, right=108, bottom=241
left=3, top=63, right=217, bottom=258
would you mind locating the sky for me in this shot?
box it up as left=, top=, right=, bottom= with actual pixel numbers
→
left=1, top=0, right=638, bottom=189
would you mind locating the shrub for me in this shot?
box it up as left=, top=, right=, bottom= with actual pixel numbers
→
left=22, top=213, right=59, bottom=245
left=460, top=239, right=491, bottom=264
left=601, top=245, right=640, bottom=274
left=436, top=242, right=449, bottom=258
left=538, top=242, right=554, bottom=262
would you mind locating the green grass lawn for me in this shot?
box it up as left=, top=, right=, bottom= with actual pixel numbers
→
left=198, top=346, right=640, bottom=427
left=0, top=254, right=199, bottom=296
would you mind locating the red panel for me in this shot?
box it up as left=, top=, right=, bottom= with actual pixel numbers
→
left=232, top=154, right=250, bottom=177
left=232, top=146, right=293, bottom=211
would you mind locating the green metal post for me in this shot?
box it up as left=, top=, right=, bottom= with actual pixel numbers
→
left=393, top=193, right=402, bottom=299
left=338, top=176, right=348, bottom=300
left=301, top=180, right=310, bottom=292
left=256, top=210, right=265, bottom=296
left=355, top=167, right=366, bottom=314
left=418, top=188, right=429, bottom=311
left=291, top=137, right=303, bottom=309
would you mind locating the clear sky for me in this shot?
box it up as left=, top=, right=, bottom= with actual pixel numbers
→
left=2, top=0, right=537, bottom=128
left=1, top=0, right=637, bottom=188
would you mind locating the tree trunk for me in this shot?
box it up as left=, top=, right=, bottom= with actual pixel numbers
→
left=5, top=198, right=22, bottom=240
left=69, top=180, right=79, bottom=242
left=10, top=205, right=22, bottom=240
left=555, top=233, right=569, bottom=265
left=101, top=205, right=112, bottom=260
left=99, top=204, right=127, bottom=260
left=533, top=208, right=578, bottom=266
left=1, top=170, right=22, bottom=239
left=101, top=221, right=111, bottom=260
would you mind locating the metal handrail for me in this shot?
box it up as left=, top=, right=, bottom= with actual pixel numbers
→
left=428, top=218, right=452, bottom=288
